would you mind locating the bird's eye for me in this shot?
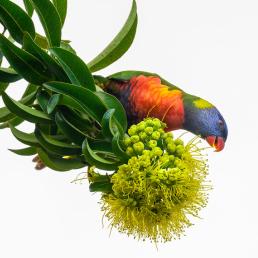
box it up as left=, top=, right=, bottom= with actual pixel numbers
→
left=218, top=120, right=224, bottom=128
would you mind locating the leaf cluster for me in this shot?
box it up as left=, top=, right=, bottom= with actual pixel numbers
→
left=0, top=0, right=138, bottom=171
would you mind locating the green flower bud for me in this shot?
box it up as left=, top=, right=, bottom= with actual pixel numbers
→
left=152, top=147, right=163, bottom=157
left=130, top=135, right=140, bottom=143
left=145, top=126, right=154, bottom=135
left=126, top=147, right=134, bottom=156
left=139, top=131, right=147, bottom=141
left=148, top=140, right=157, bottom=148
left=133, top=142, right=145, bottom=154
left=167, top=143, right=176, bottom=153
left=174, top=138, right=184, bottom=146
left=128, top=125, right=138, bottom=136
left=137, top=121, right=146, bottom=131
left=176, top=145, right=185, bottom=157
left=123, top=137, right=131, bottom=146
left=169, top=155, right=175, bottom=162
left=151, top=131, right=161, bottom=140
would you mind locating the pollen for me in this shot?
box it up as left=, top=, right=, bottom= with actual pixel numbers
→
left=99, top=118, right=211, bottom=243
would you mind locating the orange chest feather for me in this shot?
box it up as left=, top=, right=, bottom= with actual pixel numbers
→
left=129, top=76, right=185, bottom=131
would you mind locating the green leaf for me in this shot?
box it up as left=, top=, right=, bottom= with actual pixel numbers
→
left=0, top=116, right=24, bottom=129
left=0, top=0, right=35, bottom=44
left=82, top=138, right=120, bottom=171
left=50, top=47, right=95, bottom=91
left=23, top=33, right=68, bottom=81
left=23, top=0, right=34, bottom=17
left=95, top=91, right=127, bottom=133
left=9, top=146, right=37, bottom=156
left=60, top=41, right=76, bottom=54
left=89, top=181, right=113, bottom=193
left=47, top=94, right=61, bottom=114
left=43, top=82, right=106, bottom=122
left=0, top=34, right=49, bottom=84
left=0, top=90, right=36, bottom=122
left=88, top=0, right=137, bottom=72
left=55, top=111, right=85, bottom=145
left=108, top=70, right=180, bottom=90
left=52, top=0, right=67, bottom=27
left=37, top=148, right=85, bottom=172
left=112, top=132, right=129, bottom=162
left=101, top=109, right=117, bottom=138
left=36, top=90, right=50, bottom=113
left=0, top=67, right=21, bottom=83
left=30, top=0, right=62, bottom=47
left=0, top=82, right=8, bottom=95
left=35, top=126, right=81, bottom=156
left=9, top=125, right=38, bottom=146
left=2, top=92, right=52, bottom=124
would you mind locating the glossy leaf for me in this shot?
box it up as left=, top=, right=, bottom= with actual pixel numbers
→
left=9, top=146, right=37, bottom=156
left=30, top=0, right=62, bottom=47
left=23, top=33, right=68, bottom=81
left=9, top=125, right=38, bottom=146
left=47, top=94, right=61, bottom=114
left=36, top=90, right=50, bottom=113
left=101, top=109, right=116, bottom=138
left=52, top=0, right=67, bottom=26
left=109, top=70, right=180, bottom=90
left=82, top=138, right=120, bottom=171
left=95, top=91, right=127, bottom=133
left=0, top=90, right=36, bottom=122
left=0, top=67, right=21, bottom=83
left=55, top=111, right=85, bottom=145
left=88, top=0, right=137, bottom=72
left=50, top=47, right=95, bottom=91
left=0, top=34, right=49, bottom=84
left=0, top=116, right=24, bottom=129
left=23, top=0, right=34, bottom=17
left=112, top=132, right=129, bottom=162
left=43, top=82, right=106, bottom=122
left=0, top=82, right=8, bottom=95
left=0, top=0, right=35, bottom=44
left=37, top=148, right=85, bottom=172
left=2, top=92, right=52, bottom=124
left=35, top=126, right=81, bottom=156
left=89, top=181, right=113, bottom=193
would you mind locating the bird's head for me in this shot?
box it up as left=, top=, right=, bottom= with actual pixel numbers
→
left=183, top=95, right=228, bottom=151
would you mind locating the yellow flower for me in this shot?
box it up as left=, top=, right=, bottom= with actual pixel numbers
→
left=99, top=118, right=210, bottom=243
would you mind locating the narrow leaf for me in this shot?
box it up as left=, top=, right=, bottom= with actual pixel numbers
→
left=23, top=33, right=68, bottom=81
left=30, top=0, right=62, bottom=47
left=23, top=0, right=34, bottom=17
left=2, top=92, right=52, bottom=124
left=9, top=125, right=38, bottom=146
left=88, top=0, right=137, bottom=72
left=0, top=0, right=35, bottom=44
left=0, top=67, right=21, bottom=83
left=0, top=90, right=36, bottom=122
left=35, top=126, right=81, bottom=156
left=82, top=138, right=120, bottom=171
left=101, top=109, right=116, bottom=138
left=0, top=34, right=49, bottom=84
left=47, top=94, right=61, bottom=114
left=52, top=0, right=67, bottom=26
left=112, top=132, right=129, bottom=162
left=9, top=146, right=37, bottom=156
left=95, top=91, right=127, bottom=133
left=55, top=111, right=85, bottom=145
left=50, top=47, right=95, bottom=91
left=37, top=148, right=85, bottom=172
left=43, top=82, right=106, bottom=122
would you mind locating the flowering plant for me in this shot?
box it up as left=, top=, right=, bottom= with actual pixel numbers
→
left=0, top=0, right=212, bottom=243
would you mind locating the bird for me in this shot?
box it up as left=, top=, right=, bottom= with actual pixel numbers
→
left=100, top=72, right=228, bottom=152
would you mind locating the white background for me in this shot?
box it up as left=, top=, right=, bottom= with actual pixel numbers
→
left=0, top=0, right=258, bottom=257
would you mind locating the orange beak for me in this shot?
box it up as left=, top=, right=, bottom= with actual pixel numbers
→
left=206, top=136, right=225, bottom=152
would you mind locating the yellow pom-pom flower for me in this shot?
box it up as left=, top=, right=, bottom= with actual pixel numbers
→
left=95, top=118, right=210, bottom=243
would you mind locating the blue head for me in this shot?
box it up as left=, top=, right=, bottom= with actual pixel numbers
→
left=183, top=96, right=228, bottom=151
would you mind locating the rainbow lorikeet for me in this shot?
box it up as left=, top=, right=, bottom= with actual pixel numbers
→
left=100, top=72, right=228, bottom=151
